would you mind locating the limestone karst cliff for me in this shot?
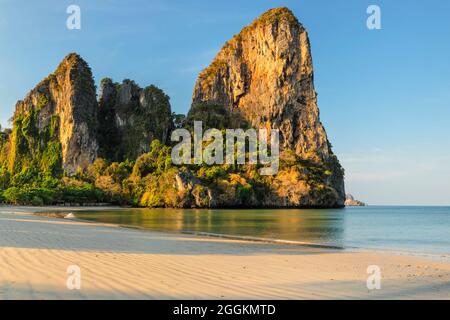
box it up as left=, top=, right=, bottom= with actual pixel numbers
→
left=0, top=53, right=173, bottom=176
left=0, top=8, right=345, bottom=208
left=97, top=78, right=173, bottom=161
left=189, top=7, right=345, bottom=207
left=6, top=53, right=98, bottom=175
left=193, top=8, right=328, bottom=158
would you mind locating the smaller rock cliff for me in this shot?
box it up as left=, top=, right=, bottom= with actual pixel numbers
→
left=98, top=78, right=173, bottom=161
left=7, top=53, right=98, bottom=175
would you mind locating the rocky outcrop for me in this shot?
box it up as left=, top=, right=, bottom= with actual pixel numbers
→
left=1, top=9, right=346, bottom=210
left=2, top=53, right=173, bottom=177
left=98, top=78, right=173, bottom=161
left=8, top=53, right=98, bottom=174
left=193, top=8, right=329, bottom=158
left=174, top=172, right=215, bottom=208
left=190, top=7, right=345, bottom=207
left=345, top=194, right=366, bottom=207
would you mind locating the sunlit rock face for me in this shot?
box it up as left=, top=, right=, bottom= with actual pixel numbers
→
left=10, top=53, right=98, bottom=175
left=191, top=7, right=345, bottom=207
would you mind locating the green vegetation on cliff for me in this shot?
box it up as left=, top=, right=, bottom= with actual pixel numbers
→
left=0, top=78, right=343, bottom=208
left=7, top=110, right=62, bottom=176
left=0, top=134, right=343, bottom=208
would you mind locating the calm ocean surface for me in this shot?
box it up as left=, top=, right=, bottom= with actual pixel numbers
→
left=72, top=206, right=450, bottom=255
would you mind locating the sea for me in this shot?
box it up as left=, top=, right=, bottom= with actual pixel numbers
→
left=71, top=206, right=450, bottom=256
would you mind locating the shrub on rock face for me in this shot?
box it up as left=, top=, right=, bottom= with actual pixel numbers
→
left=2, top=187, right=23, bottom=204
left=31, top=196, right=44, bottom=206
left=198, top=166, right=228, bottom=182
left=185, top=102, right=248, bottom=131
left=0, top=168, right=10, bottom=190
left=131, top=140, right=172, bottom=178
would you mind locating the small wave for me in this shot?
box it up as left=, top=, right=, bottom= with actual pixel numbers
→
left=42, top=211, right=344, bottom=249
left=179, top=230, right=344, bottom=249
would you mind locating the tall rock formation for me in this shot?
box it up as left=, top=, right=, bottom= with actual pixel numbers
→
left=7, top=53, right=98, bottom=175
left=97, top=78, right=173, bottom=161
left=1, top=53, right=174, bottom=178
left=191, top=7, right=345, bottom=205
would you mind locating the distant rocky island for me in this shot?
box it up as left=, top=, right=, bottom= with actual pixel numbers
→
left=0, top=7, right=345, bottom=208
left=345, top=194, right=366, bottom=207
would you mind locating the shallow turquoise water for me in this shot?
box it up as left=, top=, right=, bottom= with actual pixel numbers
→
left=72, top=206, right=450, bottom=254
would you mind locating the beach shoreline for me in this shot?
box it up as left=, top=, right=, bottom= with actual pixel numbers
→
left=0, top=206, right=449, bottom=300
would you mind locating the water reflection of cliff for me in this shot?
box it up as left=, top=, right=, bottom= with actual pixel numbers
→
left=76, top=209, right=345, bottom=246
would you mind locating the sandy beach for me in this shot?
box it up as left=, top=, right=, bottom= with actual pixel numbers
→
left=0, top=206, right=449, bottom=300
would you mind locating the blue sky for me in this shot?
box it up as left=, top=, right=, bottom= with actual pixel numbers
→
left=1, top=0, right=449, bottom=205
